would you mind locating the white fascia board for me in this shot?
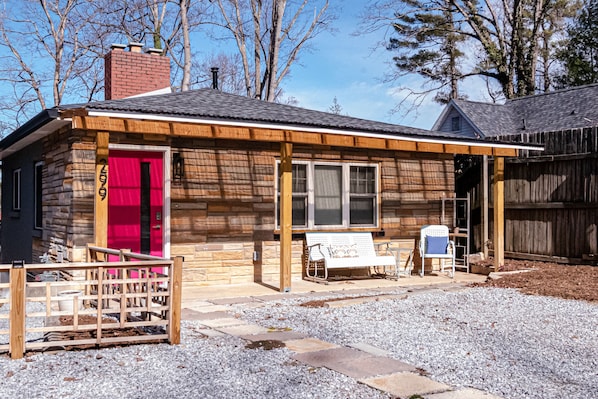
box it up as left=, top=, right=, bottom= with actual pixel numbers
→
left=86, top=110, right=543, bottom=152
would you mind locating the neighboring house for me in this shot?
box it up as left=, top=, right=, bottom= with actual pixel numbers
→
left=433, top=87, right=598, bottom=263
left=0, top=43, right=532, bottom=289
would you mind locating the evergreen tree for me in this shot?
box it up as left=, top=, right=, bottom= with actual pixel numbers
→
left=328, top=97, right=343, bottom=115
left=368, top=0, right=578, bottom=102
left=556, top=0, right=598, bottom=87
left=387, top=0, right=465, bottom=103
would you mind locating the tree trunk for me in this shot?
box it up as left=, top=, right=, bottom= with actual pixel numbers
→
left=180, top=0, right=191, bottom=91
left=266, top=0, right=286, bottom=102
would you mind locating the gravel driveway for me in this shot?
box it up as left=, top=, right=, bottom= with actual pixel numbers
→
left=0, top=286, right=596, bottom=399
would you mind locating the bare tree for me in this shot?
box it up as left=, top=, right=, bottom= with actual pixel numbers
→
left=209, top=0, right=334, bottom=102
left=193, top=52, right=247, bottom=94
left=82, top=0, right=207, bottom=91
left=0, top=0, right=101, bottom=132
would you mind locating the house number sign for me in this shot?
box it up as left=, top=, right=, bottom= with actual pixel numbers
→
left=98, top=158, right=108, bottom=200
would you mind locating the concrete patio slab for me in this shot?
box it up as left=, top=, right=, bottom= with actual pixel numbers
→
left=181, top=300, right=213, bottom=308
left=348, top=342, right=391, bottom=357
left=198, top=317, right=247, bottom=328
left=326, top=355, right=417, bottom=379
left=189, top=304, right=231, bottom=313
left=209, top=296, right=260, bottom=306
left=239, top=331, right=308, bottom=342
left=216, top=324, right=270, bottom=336
left=181, top=272, right=485, bottom=303
left=360, top=372, right=451, bottom=398
left=426, top=388, right=504, bottom=399
left=195, top=328, right=226, bottom=338
left=292, top=347, right=371, bottom=367
left=284, top=338, right=340, bottom=353
left=253, top=293, right=303, bottom=302
left=181, top=308, right=208, bottom=321
left=181, top=309, right=231, bottom=321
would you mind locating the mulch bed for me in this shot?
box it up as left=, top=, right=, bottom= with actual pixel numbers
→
left=471, top=259, right=598, bottom=302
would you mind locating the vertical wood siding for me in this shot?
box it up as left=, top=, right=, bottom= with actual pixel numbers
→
left=463, top=127, right=598, bottom=262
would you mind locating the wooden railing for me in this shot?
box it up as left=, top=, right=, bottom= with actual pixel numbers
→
left=0, top=246, right=182, bottom=359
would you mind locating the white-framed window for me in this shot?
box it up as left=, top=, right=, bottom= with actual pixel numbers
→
left=12, top=168, right=21, bottom=211
left=34, top=162, right=43, bottom=229
left=276, top=161, right=379, bottom=229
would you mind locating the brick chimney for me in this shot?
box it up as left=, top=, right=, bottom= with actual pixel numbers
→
left=104, top=43, right=171, bottom=100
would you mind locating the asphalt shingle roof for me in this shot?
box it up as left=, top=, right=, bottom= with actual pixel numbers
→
left=72, top=88, right=467, bottom=140
left=451, top=83, right=598, bottom=136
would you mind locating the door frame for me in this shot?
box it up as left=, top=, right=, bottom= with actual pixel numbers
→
left=108, top=144, right=171, bottom=259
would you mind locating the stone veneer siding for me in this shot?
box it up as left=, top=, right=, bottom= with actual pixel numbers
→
left=32, top=129, right=454, bottom=285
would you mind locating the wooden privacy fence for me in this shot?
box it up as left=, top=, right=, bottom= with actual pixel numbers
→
left=460, top=127, right=598, bottom=263
left=0, top=246, right=183, bottom=359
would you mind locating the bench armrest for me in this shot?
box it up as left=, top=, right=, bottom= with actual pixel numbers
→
left=307, top=243, right=329, bottom=260
left=375, top=241, right=396, bottom=257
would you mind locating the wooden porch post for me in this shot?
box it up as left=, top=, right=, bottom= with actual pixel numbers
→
left=493, top=156, right=505, bottom=271
left=94, top=132, right=110, bottom=248
left=169, top=256, right=183, bottom=345
left=482, top=155, right=489, bottom=259
left=279, top=142, right=293, bottom=292
left=9, top=263, right=25, bottom=359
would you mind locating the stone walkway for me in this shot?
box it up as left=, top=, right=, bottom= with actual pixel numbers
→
left=181, top=284, right=503, bottom=399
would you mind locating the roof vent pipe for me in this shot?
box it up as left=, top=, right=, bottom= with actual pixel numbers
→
left=522, top=118, right=527, bottom=130
left=211, top=67, right=219, bottom=90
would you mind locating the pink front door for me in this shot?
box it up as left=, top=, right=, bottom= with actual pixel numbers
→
left=108, top=150, right=164, bottom=257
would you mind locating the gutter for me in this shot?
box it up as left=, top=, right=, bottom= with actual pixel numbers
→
left=86, top=110, right=544, bottom=152
left=0, top=108, right=59, bottom=150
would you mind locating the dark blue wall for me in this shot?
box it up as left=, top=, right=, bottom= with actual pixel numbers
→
left=1, top=141, right=43, bottom=263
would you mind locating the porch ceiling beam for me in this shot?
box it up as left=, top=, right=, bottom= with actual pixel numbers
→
left=71, top=115, right=520, bottom=157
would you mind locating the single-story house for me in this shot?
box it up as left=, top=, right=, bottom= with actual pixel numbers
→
left=0, top=43, right=538, bottom=290
left=433, top=87, right=598, bottom=262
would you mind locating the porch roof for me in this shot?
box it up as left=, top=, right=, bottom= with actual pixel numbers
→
left=1, top=88, right=542, bottom=159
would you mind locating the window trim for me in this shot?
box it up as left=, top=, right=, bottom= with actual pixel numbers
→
left=34, top=161, right=43, bottom=229
left=12, top=168, right=21, bottom=211
left=275, top=160, right=379, bottom=230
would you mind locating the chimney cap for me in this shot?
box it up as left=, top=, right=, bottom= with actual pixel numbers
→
left=110, top=43, right=127, bottom=51
left=147, top=48, right=163, bottom=55
left=128, top=42, right=144, bottom=53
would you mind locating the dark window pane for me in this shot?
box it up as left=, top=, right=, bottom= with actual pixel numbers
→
left=35, top=164, right=43, bottom=228
left=451, top=116, right=460, bottom=131
left=350, top=198, right=375, bottom=225
left=140, top=162, right=151, bottom=254
left=292, top=197, right=307, bottom=226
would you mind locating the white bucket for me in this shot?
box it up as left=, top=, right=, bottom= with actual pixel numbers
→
left=58, top=290, right=83, bottom=312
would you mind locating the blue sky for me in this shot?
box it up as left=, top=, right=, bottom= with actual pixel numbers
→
left=278, top=3, right=446, bottom=130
